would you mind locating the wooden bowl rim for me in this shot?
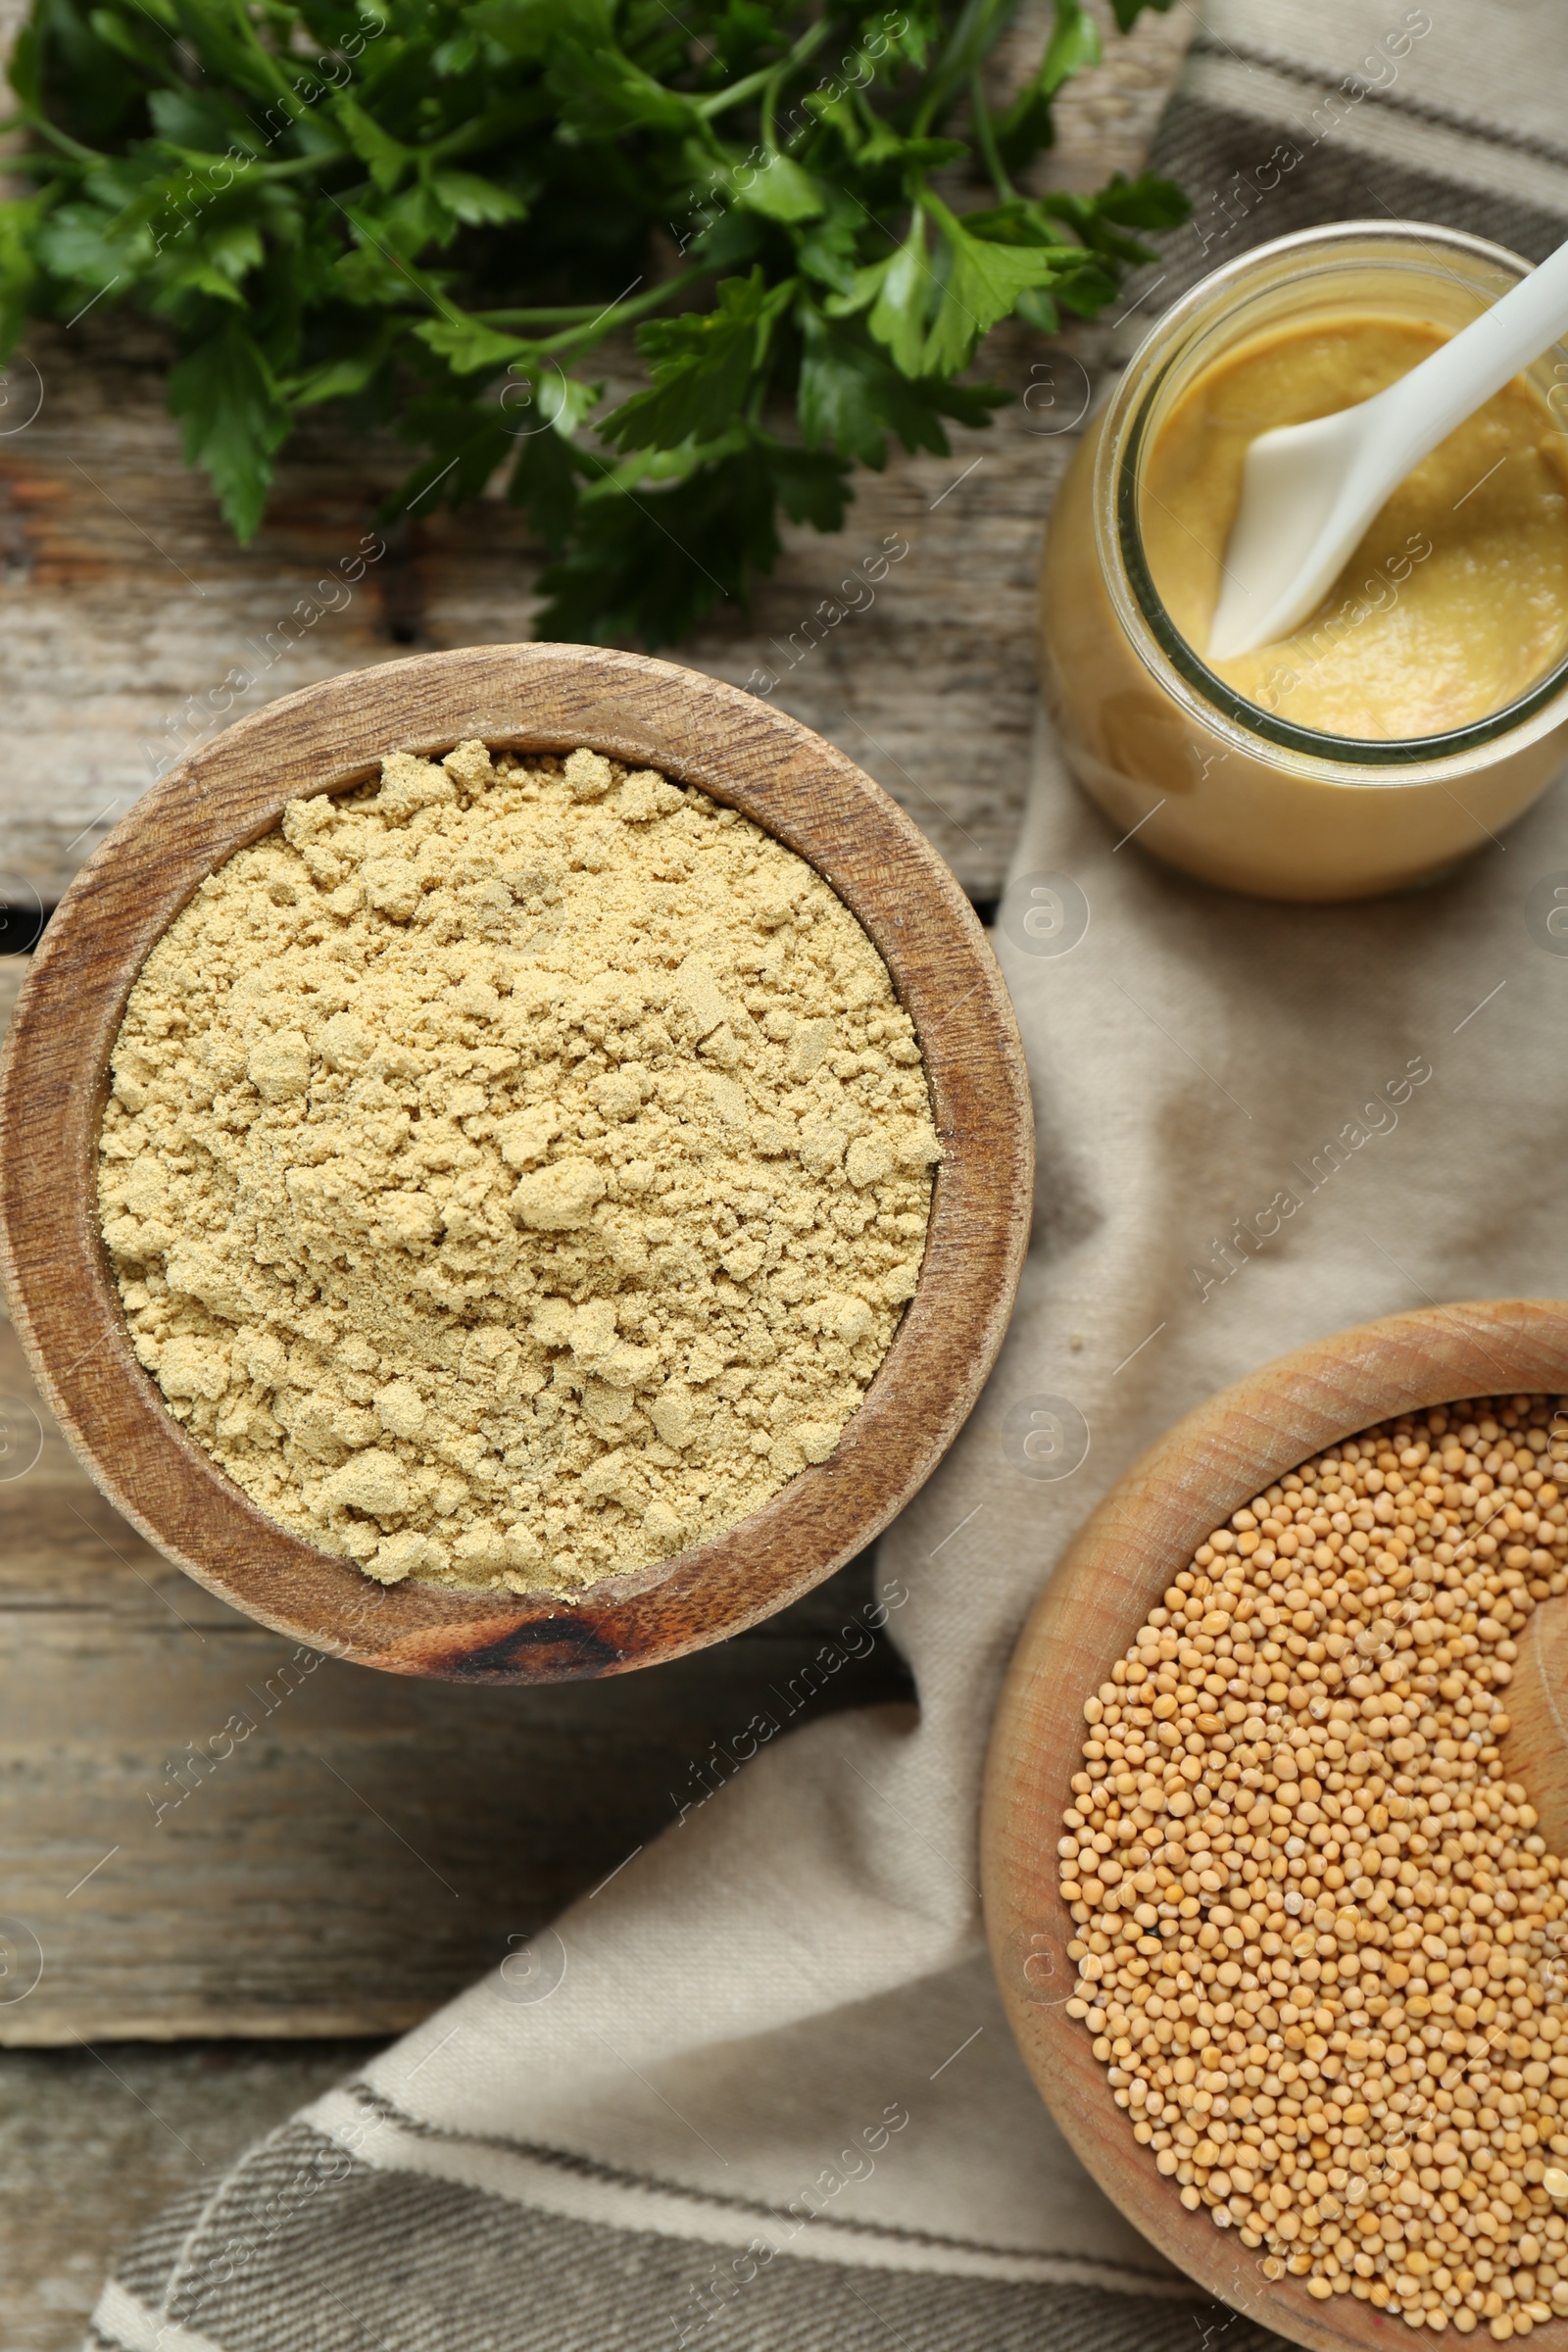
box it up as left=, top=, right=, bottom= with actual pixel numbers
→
left=981, top=1298, right=1568, bottom=2350
left=0, top=643, right=1032, bottom=1684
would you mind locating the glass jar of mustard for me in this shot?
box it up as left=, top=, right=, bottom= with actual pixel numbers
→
left=1040, top=221, right=1568, bottom=902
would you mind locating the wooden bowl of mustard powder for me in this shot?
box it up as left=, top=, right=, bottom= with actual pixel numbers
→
left=0, top=646, right=1030, bottom=1682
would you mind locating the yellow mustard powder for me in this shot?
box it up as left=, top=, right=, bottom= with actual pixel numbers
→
left=97, top=742, right=938, bottom=1593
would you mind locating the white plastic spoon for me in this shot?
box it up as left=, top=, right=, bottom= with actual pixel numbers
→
left=1206, top=233, right=1568, bottom=663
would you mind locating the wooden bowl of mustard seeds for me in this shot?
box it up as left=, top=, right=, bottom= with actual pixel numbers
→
left=982, top=1299, right=1568, bottom=2352
left=0, top=645, right=1031, bottom=1683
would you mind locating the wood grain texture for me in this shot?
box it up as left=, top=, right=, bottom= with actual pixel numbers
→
left=981, top=1300, right=1568, bottom=2352
left=1502, top=1593, right=1568, bottom=1863
left=0, top=1291, right=913, bottom=2047
left=0, top=2041, right=378, bottom=2352
left=0, top=1, right=1196, bottom=908
left=0, top=646, right=1032, bottom=1681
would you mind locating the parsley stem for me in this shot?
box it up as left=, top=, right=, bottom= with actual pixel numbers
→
left=535, top=269, right=714, bottom=350
left=760, top=67, right=782, bottom=155
left=13, top=107, right=103, bottom=166
left=968, top=68, right=1014, bottom=203
left=478, top=270, right=714, bottom=347
left=694, top=15, right=833, bottom=121
left=474, top=307, right=627, bottom=324
left=913, top=0, right=1020, bottom=133
left=232, top=150, right=338, bottom=179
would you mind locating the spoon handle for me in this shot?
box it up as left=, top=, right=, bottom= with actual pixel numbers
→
left=1373, top=231, right=1568, bottom=471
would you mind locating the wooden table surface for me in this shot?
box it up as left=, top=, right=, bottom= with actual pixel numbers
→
left=0, top=6, right=1195, bottom=2342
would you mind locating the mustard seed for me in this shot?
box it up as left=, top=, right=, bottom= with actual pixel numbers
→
left=1061, top=1395, right=1568, bottom=2334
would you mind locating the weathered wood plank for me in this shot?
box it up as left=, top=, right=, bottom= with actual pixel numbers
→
left=0, top=1295, right=910, bottom=2045
left=0, top=1292, right=913, bottom=2042
left=0, top=2039, right=377, bottom=2351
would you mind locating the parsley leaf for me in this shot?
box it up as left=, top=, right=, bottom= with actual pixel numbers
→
left=602, top=269, right=793, bottom=454
left=168, top=318, right=292, bottom=539
left=799, top=302, right=1003, bottom=467
left=536, top=443, right=789, bottom=647
left=920, top=197, right=1080, bottom=376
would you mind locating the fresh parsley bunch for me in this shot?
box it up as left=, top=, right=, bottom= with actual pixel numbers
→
left=1, top=0, right=1186, bottom=644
